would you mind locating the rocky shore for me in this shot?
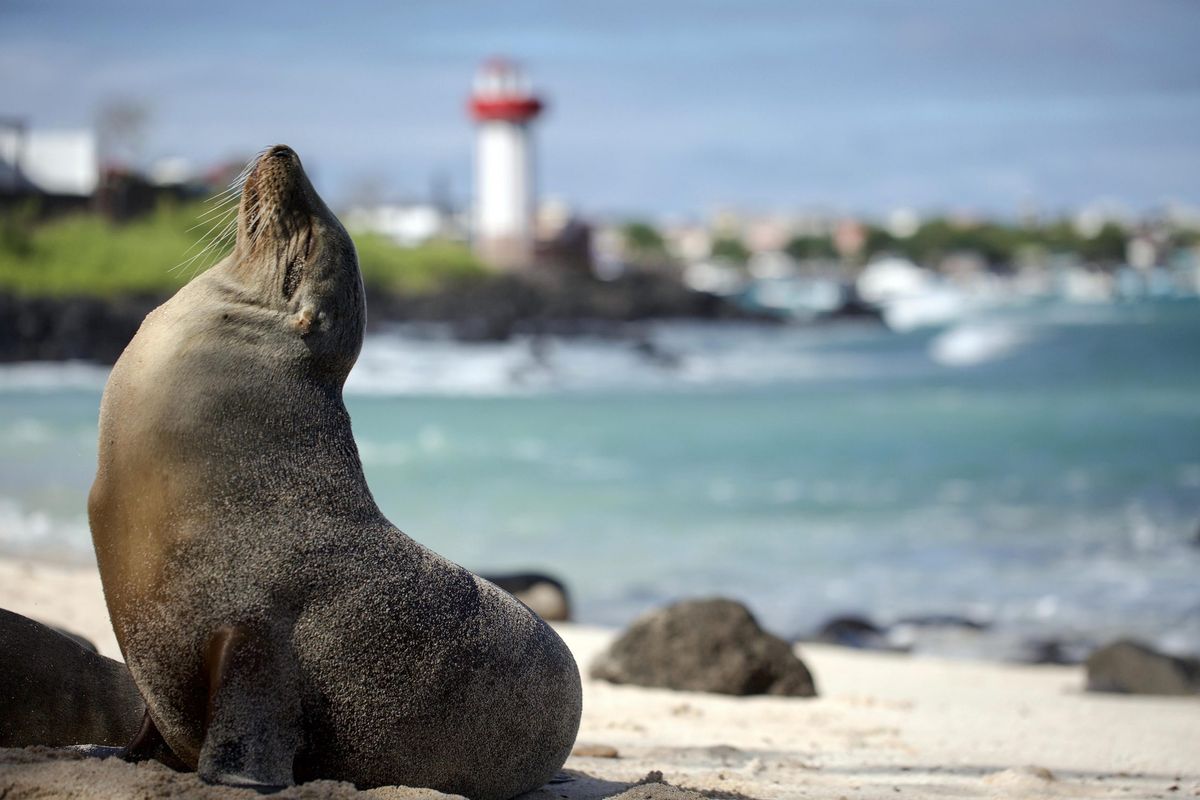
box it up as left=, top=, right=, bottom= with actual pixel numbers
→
left=0, top=272, right=773, bottom=365
left=0, top=293, right=159, bottom=364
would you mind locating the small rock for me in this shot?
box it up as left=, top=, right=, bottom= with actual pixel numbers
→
left=1086, top=640, right=1200, bottom=696
left=591, top=598, right=817, bottom=697
left=571, top=743, right=619, bottom=758
left=894, top=614, right=988, bottom=631
left=479, top=571, right=572, bottom=621
left=813, top=614, right=890, bottom=649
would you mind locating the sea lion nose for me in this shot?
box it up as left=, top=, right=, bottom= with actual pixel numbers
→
left=269, top=145, right=294, bottom=160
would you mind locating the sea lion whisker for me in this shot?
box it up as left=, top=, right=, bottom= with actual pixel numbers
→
left=203, top=184, right=244, bottom=205
left=206, top=215, right=241, bottom=254
left=172, top=241, right=228, bottom=277
left=201, top=173, right=251, bottom=208
left=185, top=203, right=242, bottom=248
left=229, top=153, right=263, bottom=187
left=214, top=219, right=240, bottom=252
left=247, top=209, right=272, bottom=251
left=198, top=225, right=239, bottom=274
left=196, top=191, right=241, bottom=215
left=188, top=203, right=239, bottom=233
left=172, top=211, right=240, bottom=274
left=170, top=237, right=229, bottom=276
left=172, top=216, right=241, bottom=276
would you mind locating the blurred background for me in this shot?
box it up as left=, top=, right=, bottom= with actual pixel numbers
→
left=1, top=1, right=1198, bottom=663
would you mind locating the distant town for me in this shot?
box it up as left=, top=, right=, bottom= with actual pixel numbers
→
left=3, top=59, right=1200, bottom=339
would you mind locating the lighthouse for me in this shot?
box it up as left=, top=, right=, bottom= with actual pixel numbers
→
left=469, top=58, right=545, bottom=269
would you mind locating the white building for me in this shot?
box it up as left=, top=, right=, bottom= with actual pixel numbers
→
left=343, top=203, right=450, bottom=247
left=468, top=58, right=545, bottom=269
left=0, top=123, right=98, bottom=196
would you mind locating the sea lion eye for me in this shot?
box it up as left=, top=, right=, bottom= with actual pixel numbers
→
left=282, top=255, right=303, bottom=300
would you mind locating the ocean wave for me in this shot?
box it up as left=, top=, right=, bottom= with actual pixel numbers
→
left=0, top=361, right=110, bottom=393
left=346, top=322, right=908, bottom=396
left=929, top=322, right=1035, bottom=367
left=0, top=497, right=92, bottom=561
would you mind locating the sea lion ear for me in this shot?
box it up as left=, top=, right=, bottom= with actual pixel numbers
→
left=291, top=304, right=320, bottom=336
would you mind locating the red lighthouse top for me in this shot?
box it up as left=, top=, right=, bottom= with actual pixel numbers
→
left=469, top=57, right=544, bottom=123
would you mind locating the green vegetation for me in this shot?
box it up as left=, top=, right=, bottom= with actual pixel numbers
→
left=0, top=201, right=485, bottom=298
left=711, top=235, right=750, bottom=264
left=776, top=220, right=1130, bottom=268
left=354, top=233, right=485, bottom=295
left=862, top=219, right=1128, bottom=267
left=621, top=221, right=667, bottom=260
left=784, top=234, right=836, bottom=261
left=0, top=201, right=202, bottom=297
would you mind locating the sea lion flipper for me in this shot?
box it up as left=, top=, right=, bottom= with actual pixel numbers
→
left=123, top=709, right=189, bottom=771
left=198, top=624, right=300, bottom=790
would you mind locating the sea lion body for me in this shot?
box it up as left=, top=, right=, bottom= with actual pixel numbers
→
left=0, top=608, right=144, bottom=748
left=88, top=147, right=581, bottom=798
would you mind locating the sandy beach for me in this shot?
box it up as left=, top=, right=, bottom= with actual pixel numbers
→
left=1, top=556, right=1197, bottom=799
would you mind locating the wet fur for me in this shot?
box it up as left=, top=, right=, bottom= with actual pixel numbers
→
left=88, top=146, right=581, bottom=798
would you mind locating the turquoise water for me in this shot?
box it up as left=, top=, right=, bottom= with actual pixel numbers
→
left=2, top=301, right=1199, bottom=657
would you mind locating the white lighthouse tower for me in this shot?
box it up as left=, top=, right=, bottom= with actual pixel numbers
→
left=469, top=58, right=545, bottom=269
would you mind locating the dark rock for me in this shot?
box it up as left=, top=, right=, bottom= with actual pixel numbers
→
left=371, top=271, right=777, bottom=343
left=1018, top=637, right=1091, bottom=666
left=1085, top=639, right=1200, bottom=695
left=816, top=284, right=885, bottom=323
left=0, top=293, right=158, bottom=364
left=807, top=612, right=992, bottom=654
left=812, top=614, right=891, bottom=649
left=590, top=598, right=817, bottom=697
left=0, top=271, right=775, bottom=364
left=480, top=572, right=572, bottom=622
left=894, top=614, right=989, bottom=631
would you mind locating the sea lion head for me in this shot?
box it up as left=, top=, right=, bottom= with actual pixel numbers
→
left=230, top=144, right=365, bottom=382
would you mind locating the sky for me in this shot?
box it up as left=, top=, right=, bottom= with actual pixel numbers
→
left=2, top=0, right=1199, bottom=218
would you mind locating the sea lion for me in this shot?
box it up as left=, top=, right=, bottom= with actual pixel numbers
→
left=0, top=608, right=144, bottom=748
left=88, top=145, right=582, bottom=797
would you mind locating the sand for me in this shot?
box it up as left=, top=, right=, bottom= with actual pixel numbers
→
left=1, top=556, right=1197, bottom=799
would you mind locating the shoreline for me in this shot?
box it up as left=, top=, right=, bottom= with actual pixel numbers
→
left=1, top=555, right=1197, bottom=798
left=0, top=540, right=1190, bottom=668
left=0, top=271, right=785, bottom=366
left=0, top=549, right=1154, bottom=668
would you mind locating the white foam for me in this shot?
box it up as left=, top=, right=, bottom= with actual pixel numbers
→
left=0, top=321, right=956, bottom=398
left=0, top=497, right=92, bottom=557
left=0, top=361, right=110, bottom=393
left=345, top=324, right=904, bottom=396
left=929, top=322, right=1034, bottom=367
